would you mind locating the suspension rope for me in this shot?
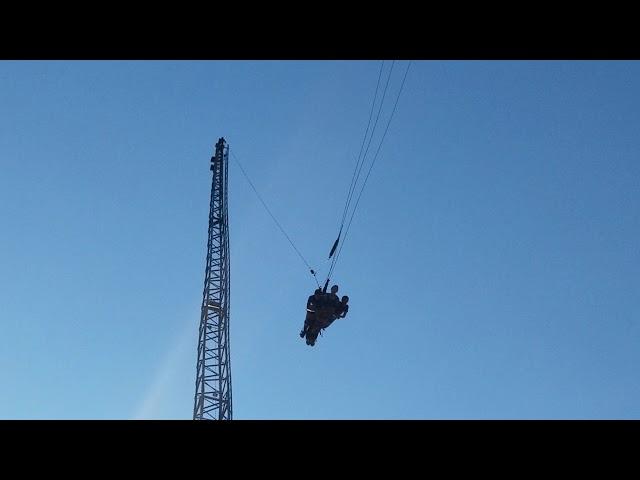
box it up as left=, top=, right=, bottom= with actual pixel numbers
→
left=327, top=61, right=412, bottom=280
left=226, top=61, right=411, bottom=290
left=230, top=150, right=320, bottom=288
left=325, top=61, right=395, bottom=283
left=336, top=62, right=395, bottom=241
left=337, top=61, right=386, bottom=231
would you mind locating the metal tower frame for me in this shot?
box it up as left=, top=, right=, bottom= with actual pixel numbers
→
left=193, top=137, right=232, bottom=420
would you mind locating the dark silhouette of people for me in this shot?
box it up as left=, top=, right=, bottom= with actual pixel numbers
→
left=335, top=295, right=349, bottom=319
left=320, top=295, right=349, bottom=331
left=300, top=288, right=323, bottom=338
left=301, top=286, right=350, bottom=345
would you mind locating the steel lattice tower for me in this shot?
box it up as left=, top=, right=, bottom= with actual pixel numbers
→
left=193, top=137, right=232, bottom=420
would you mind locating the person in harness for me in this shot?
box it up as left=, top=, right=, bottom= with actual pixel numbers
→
left=332, top=295, right=350, bottom=321
left=300, top=285, right=349, bottom=346
left=300, top=288, right=324, bottom=338
left=319, top=295, right=349, bottom=331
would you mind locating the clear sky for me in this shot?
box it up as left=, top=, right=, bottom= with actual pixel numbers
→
left=1, top=60, right=638, bottom=419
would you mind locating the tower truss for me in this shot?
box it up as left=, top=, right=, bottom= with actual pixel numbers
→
left=193, top=137, right=232, bottom=420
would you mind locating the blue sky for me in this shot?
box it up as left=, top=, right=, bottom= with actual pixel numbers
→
left=0, top=61, right=638, bottom=419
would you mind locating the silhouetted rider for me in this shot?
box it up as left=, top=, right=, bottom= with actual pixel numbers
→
left=300, top=288, right=323, bottom=338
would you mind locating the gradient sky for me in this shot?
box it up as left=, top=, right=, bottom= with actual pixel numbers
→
left=1, top=60, right=638, bottom=419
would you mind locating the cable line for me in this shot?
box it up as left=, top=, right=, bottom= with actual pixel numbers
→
left=230, top=150, right=320, bottom=287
